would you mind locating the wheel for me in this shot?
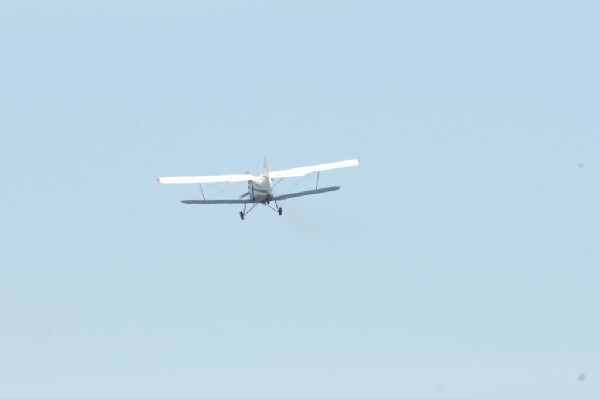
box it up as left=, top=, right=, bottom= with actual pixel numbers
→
left=278, top=207, right=283, bottom=216
left=240, top=211, right=245, bottom=220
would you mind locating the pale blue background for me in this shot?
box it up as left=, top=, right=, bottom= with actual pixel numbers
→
left=1, top=1, right=599, bottom=398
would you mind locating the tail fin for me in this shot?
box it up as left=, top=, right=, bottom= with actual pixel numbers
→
left=263, top=157, right=269, bottom=178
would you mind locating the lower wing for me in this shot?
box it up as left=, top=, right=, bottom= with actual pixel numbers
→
left=181, top=199, right=253, bottom=205
left=272, top=186, right=340, bottom=201
left=180, top=186, right=340, bottom=205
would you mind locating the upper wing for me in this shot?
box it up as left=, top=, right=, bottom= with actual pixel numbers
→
left=157, top=173, right=255, bottom=184
left=269, top=159, right=360, bottom=179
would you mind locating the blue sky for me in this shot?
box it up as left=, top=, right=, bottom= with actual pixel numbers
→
left=1, top=1, right=599, bottom=398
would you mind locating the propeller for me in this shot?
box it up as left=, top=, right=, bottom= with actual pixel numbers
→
left=240, top=171, right=252, bottom=198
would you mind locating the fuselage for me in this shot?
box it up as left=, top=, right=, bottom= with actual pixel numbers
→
left=248, top=175, right=273, bottom=203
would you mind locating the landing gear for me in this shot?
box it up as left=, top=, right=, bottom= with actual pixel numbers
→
left=239, top=202, right=258, bottom=221
left=239, top=198, right=282, bottom=220
left=264, top=199, right=283, bottom=217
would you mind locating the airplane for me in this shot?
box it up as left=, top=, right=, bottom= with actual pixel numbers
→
left=157, top=158, right=360, bottom=220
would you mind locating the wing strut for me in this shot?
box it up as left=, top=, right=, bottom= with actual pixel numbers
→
left=198, top=184, right=206, bottom=202
left=315, top=172, right=320, bottom=190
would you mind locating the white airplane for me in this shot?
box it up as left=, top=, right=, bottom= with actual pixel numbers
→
left=157, top=158, right=360, bottom=220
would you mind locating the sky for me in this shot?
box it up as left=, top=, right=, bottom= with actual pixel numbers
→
left=1, top=1, right=599, bottom=398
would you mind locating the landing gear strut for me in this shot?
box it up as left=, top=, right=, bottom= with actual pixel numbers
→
left=266, top=200, right=282, bottom=216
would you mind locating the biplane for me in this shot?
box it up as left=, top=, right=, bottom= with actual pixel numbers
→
left=157, top=158, right=360, bottom=220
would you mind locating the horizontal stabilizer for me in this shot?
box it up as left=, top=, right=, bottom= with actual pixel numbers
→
left=272, top=186, right=340, bottom=201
